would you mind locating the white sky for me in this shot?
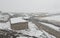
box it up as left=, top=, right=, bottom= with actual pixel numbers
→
left=0, top=0, right=60, bottom=13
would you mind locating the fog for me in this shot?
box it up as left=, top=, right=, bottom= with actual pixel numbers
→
left=0, top=0, right=60, bottom=13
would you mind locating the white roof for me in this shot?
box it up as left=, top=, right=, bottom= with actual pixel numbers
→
left=11, top=17, right=27, bottom=24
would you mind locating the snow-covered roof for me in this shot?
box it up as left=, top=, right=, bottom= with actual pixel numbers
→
left=11, top=17, right=27, bottom=24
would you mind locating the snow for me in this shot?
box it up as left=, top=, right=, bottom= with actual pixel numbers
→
left=0, top=15, right=9, bottom=21
left=0, top=13, right=11, bottom=30
left=40, top=22, right=60, bottom=31
left=28, top=22, right=56, bottom=38
left=0, top=21, right=11, bottom=30
left=17, top=36, right=28, bottom=38
left=23, top=16, right=30, bottom=20
left=11, top=17, right=27, bottom=24
left=41, top=15, right=60, bottom=21
left=42, top=30, right=56, bottom=38
left=16, top=22, right=56, bottom=38
left=17, top=22, right=43, bottom=37
left=0, top=14, right=57, bottom=38
left=39, top=15, right=60, bottom=31
left=28, top=22, right=39, bottom=30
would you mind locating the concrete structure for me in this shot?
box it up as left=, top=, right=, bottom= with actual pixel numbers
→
left=11, top=17, right=28, bottom=30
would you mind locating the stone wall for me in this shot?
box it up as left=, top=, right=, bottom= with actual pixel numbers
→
left=11, top=22, right=28, bottom=30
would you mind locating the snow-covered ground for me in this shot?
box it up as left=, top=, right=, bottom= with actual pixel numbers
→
left=17, top=22, right=56, bottom=38
left=0, top=21, right=11, bottom=30
left=41, top=15, right=60, bottom=21
left=0, top=16, right=56, bottom=38
left=0, top=14, right=58, bottom=38
left=40, top=15, right=60, bottom=31
left=40, top=22, right=60, bottom=32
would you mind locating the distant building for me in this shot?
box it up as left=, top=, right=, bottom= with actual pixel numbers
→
left=11, top=17, right=28, bottom=30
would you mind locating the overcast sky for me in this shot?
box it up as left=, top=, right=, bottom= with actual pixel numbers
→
left=0, top=0, right=60, bottom=13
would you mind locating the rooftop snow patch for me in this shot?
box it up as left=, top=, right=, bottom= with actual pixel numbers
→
left=11, top=17, right=27, bottom=24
